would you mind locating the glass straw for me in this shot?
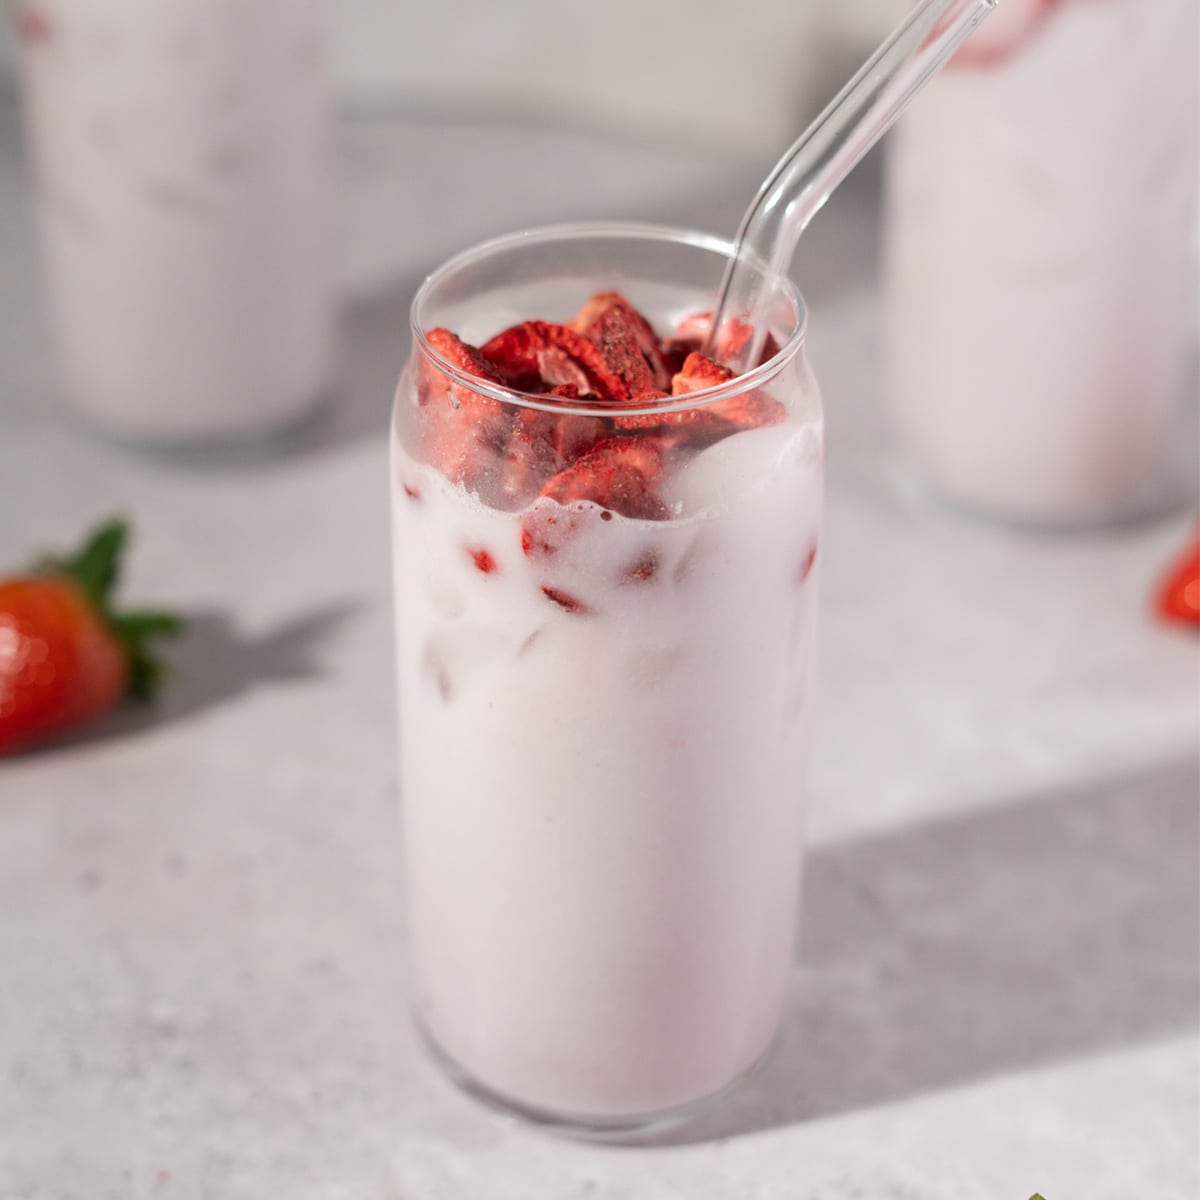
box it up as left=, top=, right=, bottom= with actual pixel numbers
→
left=706, top=0, right=998, bottom=373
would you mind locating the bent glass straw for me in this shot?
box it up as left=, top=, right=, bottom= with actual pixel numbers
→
left=706, top=0, right=998, bottom=373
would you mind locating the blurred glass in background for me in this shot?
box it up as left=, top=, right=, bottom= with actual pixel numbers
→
left=886, top=0, right=1199, bottom=525
left=13, top=0, right=333, bottom=447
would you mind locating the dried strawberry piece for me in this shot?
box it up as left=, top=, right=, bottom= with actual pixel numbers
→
left=665, top=312, right=781, bottom=370
left=613, top=356, right=785, bottom=452
left=497, top=404, right=609, bottom=508
left=419, top=328, right=511, bottom=490
left=539, top=437, right=668, bottom=520
left=671, top=352, right=734, bottom=396
left=571, top=292, right=671, bottom=397
left=674, top=353, right=785, bottom=430
left=541, top=586, right=590, bottom=615
left=612, top=402, right=729, bottom=454
left=519, top=437, right=669, bottom=560
left=706, top=388, right=787, bottom=431
left=622, top=552, right=660, bottom=584
left=482, top=321, right=629, bottom=401
left=467, top=547, right=498, bottom=574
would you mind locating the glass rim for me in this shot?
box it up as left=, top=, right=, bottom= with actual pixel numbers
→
left=409, top=221, right=809, bottom=417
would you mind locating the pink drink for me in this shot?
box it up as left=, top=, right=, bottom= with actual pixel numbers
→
left=18, top=0, right=332, bottom=444
left=886, top=0, right=1199, bottom=522
left=390, top=226, right=823, bottom=1130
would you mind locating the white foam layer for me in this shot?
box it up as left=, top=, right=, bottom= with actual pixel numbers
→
left=391, top=411, right=823, bottom=1117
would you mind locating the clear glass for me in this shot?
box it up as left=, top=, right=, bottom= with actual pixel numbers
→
left=710, top=0, right=996, bottom=373
left=17, top=0, right=333, bottom=446
left=885, top=0, right=1200, bottom=525
left=390, top=224, right=823, bottom=1136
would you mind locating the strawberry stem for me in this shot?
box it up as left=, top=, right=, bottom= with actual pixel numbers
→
left=63, top=518, right=128, bottom=608
left=50, top=518, right=183, bottom=702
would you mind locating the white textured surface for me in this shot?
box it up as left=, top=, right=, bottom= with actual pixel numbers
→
left=0, top=104, right=1198, bottom=1197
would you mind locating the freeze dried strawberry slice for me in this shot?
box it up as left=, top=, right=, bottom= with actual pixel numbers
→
left=614, top=356, right=785, bottom=452
left=497, top=401, right=609, bottom=508
left=673, top=354, right=785, bottom=430
left=482, top=321, right=629, bottom=401
left=612, top=399, right=731, bottom=453
left=671, top=352, right=734, bottom=396
left=520, top=438, right=668, bottom=559
left=539, top=437, right=668, bottom=520
left=571, top=291, right=671, bottom=397
left=426, top=326, right=498, bottom=384
left=419, top=328, right=511, bottom=490
left=665, top=313, right=781, bottom=370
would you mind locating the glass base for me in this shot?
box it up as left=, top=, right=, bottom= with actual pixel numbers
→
left=416, top=1017, right=778, bottom=1144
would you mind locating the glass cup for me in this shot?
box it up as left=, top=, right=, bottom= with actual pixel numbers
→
left=17, top=0, right=333, bottom=446
left=885, top=0, right=1199, bottom=525
left=390, top=224, right=824, bottom=1135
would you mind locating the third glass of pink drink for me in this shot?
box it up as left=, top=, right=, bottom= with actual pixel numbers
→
left=391, top=224, right=822, bottom=1134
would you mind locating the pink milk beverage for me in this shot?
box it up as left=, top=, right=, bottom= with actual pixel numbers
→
left=391, top=225, right=823, bottom=1132
left=17, top=0, right=333, bottom=444
left=886, top=0, right=1199, bottom=522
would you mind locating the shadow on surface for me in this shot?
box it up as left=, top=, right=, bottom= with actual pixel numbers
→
left=62, top=601, right=361, bottom=748
left=658, top=755, right=1200, bottom=1144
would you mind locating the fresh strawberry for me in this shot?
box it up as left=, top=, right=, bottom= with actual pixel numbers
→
left=1153, top=530, right=1200, bottom=627
left=481, top=321, right=629, bottom=401
left=0, top=520, right=181, bottom=755
left=420, top=328, right=511, bottom=490
left=571, top=291, right=672, bottom=397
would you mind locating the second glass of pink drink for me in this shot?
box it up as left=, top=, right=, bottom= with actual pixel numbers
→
left=391, top=225, right=823, bottom=1134
left=18, top=0, right=332, bottom=445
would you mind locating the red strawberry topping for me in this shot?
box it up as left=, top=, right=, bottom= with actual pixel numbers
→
left=1153, top=530, right=1200, bottom=627
left=671, top=352, right=733, bottom=396
left=413, top=292, right=789, bottom=507
left=482, top=321, right=629, bottom=401
left=666, top=312, right=781, bottom=370
left=419, top=328, right=511, bottom=491
left=539, top=437, right=668, bottom=520
left=572, top=291, right=672, bottom=397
